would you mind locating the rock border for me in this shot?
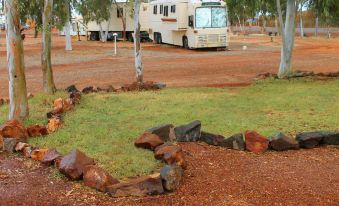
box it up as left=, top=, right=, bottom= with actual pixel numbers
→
left=255, top=70, right=339, bottom=80
left=1, top=84, right=338, bottom=198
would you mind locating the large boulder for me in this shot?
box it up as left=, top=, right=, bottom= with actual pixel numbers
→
left=269, top=132, right=299, bottom=151
left=31, top=148, right=49, bottom=161
left=199, top=131, right=225, bottom=146
left=26, top=125, right=48, bottom=137
left=134, top=132, right=164, bottom=151
left=106, top=173, right=164, bottom=197
left=154, top=143, right=187, bottom=169
left=0, top=120, right=28, bottom=142
left=59, top=149, right=95, bottom=180
left=175, top=121, right=201, bottom=142
left=245, top=131, right=269, bottom=154
left=42, top=149, right=62, bottom=166
left=160, top=165, right=183, bottom=191
left=83, top=165, right=119, bottom=192
left=221, top=133, right=245, bottom=151
left=147, top=124, right=176, bottom=142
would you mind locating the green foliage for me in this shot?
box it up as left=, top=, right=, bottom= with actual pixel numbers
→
left=1, top=79, right=337, bottom=179
left=73, top=0, right=112, bottom=24
left=18, top=0, right=69, bottom=30
left=309, top=0, right=339, bottom=26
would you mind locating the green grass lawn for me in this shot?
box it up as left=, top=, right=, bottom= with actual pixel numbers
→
left=1, top=78, right=338, bottom=179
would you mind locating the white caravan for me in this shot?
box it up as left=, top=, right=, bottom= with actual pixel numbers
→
left=86, top=2, right=150, bottom=41
left=149, top=0, right=229, bottom=49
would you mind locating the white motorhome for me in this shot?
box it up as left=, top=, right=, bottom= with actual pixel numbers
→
left=86, top=2, right=150, bottom=41
left=149, top=0, right=230, bottom=49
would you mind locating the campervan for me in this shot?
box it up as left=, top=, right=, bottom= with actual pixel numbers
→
left=86, top=2, right=150, bottom=41
left=149, top=0, right=230, bottom=49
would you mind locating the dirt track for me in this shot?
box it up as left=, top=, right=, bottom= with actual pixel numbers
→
left=0, top=33, right=339, bottom=98
left=1, top=144, right=338, bottom=206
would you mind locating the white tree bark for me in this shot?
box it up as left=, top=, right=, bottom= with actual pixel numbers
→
left=299, top=2, right=304, bottom=38
left=65, top=0, right=72, bottom=51
left=315, top=15, right=318, bottom=37
left=277, top=0, right=296, bottom=78
left=5, top=0, right=29, bottom=120
left=42, top=0, right=56, bottom=94
left=133, top=0, right=143, bottom=83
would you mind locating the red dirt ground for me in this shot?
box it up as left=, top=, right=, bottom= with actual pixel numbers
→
left=0, top=33, right=339, bottom=98
left=1, top=144, right=338, bottom=206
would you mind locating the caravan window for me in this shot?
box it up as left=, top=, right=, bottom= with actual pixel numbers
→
left=171, top=5, right=176, bottom=13
left=153, top=5, right=157, bottom=14
left=164, top=6, right=169, bottom=16
left=195, top=7, right=226, bottom=28
left=160, top=5, right=163, bottom=14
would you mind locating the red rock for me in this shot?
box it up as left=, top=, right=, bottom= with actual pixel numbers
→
left=47, top=117, right=62, bottom=133
left=154, top=144, right=187, bottom=169
left=70, top=91, right=81, bottom=104
left=31, top=149, right=49, bottom=161
left=59, top=149, right=95, bottom=180
left=245, top=130, right=269, bottom=154
left=27, top=125, right=48, bottom=137
left=23, top=146, right=34, bottom=158
left=106, top=173, right=164, bottom=197
left=53, top=98, right=64, bottom=111
left=0, top=98, right=4, bottom=105
left=63, top=98, right=74, bottom=111
left=42, top=149, right=62, bottom=166
left=134, top=132, right=164, bottom=151
left=0, top=135, right=3, bottom=149
left=0, top=120, right=28, bottom=142
left=15, top=142, right=29, bottom=151
left=83, top=165, right=119, bottom=192
left=97, top=85, right=116, bottom=93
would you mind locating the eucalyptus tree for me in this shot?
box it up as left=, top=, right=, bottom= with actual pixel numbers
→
left=276, top=0, right=296, bottom=78
left=133, top=0, right=143, bottom=82
left=64, top=0, right=72, bottom=50
left=5, top=0, right=29, bottom=120
left=41, top=0, right=57, bottom=94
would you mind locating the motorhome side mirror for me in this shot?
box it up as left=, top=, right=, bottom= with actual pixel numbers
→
left=188, top=15, right=194, bottom=27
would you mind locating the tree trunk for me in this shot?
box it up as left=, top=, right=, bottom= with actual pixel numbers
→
left=41, top=0, right=56, bottom=94
left=122, top=13, right=127, bottom=41
left=34, top=26, right=39, bottom=38
left=99, top=23, right=106, bottom=42
left=277, top=0, right=296, bottom=78
left=299, top=3, right=304, bottom=38
left=5, top=0, right=29, bottom=120
left=315, top=15, right=318, bottom=37
left=133, top=0, right=143, bottom=83
left=275, top=17, right=280, bottom=36
left=64, top=0, right=72, bottom=51
left=327, top=25, right=331, bottom=39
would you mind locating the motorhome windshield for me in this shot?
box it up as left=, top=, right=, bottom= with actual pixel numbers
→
left=195, top=7, right=226, bottom=28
